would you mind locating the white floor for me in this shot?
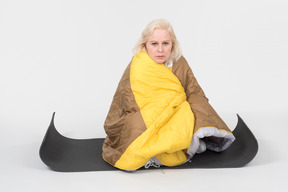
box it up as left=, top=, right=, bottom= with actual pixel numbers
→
left=1, top=112, right=287, bottom=192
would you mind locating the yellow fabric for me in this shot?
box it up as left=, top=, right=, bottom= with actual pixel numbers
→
left=114, top=52, right=195, bottom=170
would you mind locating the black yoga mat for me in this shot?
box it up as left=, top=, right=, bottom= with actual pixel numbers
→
left=39, top=113, right=258, bottom=172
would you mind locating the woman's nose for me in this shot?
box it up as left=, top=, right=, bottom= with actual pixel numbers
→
left=158, top=45, right=163, bottom=52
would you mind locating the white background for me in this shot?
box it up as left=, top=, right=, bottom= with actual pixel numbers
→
left=0, top=0, right=287, bottom=191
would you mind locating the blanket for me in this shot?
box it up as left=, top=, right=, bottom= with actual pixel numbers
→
left=102, top=51, right=235, bottom=171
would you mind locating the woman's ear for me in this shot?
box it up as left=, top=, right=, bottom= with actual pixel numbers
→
left=142, top=44, right=147, bottom=51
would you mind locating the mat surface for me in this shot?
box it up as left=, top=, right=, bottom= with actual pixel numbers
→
left=39, top=113, right=258, bottom=172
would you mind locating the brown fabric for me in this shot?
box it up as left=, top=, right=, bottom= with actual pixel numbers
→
left=103, top=56, right=231, bottom=166
left=172, top=56, right=230, bottom=133
left=102, top=63, right=147, bottom=165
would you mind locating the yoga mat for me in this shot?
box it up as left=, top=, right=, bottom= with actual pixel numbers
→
left=39, top=113, right=258, bottom=172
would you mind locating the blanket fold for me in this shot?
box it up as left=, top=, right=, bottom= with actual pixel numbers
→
left=103, top=52, right=235, bottom=171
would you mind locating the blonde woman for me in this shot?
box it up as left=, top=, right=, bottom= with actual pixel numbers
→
left=102, top=19, right=235, bottom=171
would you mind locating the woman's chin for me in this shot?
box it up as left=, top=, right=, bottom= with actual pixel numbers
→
left=153, top=58, right=167, bottom=64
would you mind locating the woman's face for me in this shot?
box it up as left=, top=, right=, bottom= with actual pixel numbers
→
left=145, top=29, right=172, bottom=64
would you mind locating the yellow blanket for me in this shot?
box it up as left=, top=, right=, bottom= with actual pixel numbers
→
left=102, top=51, right=235, bottom=171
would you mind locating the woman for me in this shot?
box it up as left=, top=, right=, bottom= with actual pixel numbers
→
left=102, top=19, right=235, bottom=171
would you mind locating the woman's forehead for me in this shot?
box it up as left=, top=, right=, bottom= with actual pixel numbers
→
left=148, top=29, right=171, bottom=41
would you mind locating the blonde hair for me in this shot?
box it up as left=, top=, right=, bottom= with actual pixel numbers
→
left=133, top=19, right=182, bottom=62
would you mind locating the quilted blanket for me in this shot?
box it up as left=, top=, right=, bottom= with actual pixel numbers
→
left=102, top=51, right=235, bottom=171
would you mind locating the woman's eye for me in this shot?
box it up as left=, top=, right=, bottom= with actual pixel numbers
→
left=152, top=42, right=157, bottom=46
left=163, top=42, right=169, bottom=45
